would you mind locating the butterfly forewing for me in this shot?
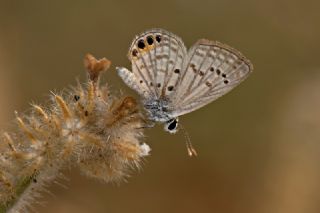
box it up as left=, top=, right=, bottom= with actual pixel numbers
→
left=170, top=39, right=253, bottom=117
left=128, top=29, right=187, bottom=99
left=117, top=67, right=152, bottom=99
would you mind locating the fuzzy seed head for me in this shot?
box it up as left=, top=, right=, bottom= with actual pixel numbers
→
left=0, top=54, right=150, bottom=212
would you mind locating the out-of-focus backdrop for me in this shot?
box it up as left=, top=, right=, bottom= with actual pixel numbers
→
left=1, top=0, right=320, bottom=212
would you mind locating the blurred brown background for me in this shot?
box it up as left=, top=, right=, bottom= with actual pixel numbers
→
left=1, top=0, right=320, bottom=212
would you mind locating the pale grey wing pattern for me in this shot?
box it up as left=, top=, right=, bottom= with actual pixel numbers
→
left=117, top=67, right=151, bottom=99
left=128, top=28, right=187, bottom=99
left=170, top=39, right=253, bottom=117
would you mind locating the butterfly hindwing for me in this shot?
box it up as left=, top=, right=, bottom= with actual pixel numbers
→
left=170, top=39, right=253, bottom=117
left=128, top=29, right=187, bottom=99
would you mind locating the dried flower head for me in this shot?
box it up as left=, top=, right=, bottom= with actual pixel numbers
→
left=0, top=54, right=150, bottom=212
left=84, top=53, right=111, bottom=83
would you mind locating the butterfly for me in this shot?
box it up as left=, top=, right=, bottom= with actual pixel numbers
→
left=117, top=28, right=253, bottom=155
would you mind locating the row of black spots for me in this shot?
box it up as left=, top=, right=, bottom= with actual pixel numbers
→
left=132, top=34, right=162, bottom=57
left=189, top=64, right=209, bottom=77
left=139, top=80, right=166, bottom=88
left=221, top=72, right=229, bottom=84
left=148, top=81, right=174, bottom=91
left=210, top=67, right=221, bottom=75
left=156, top=83, right=175, bottom=91
left=209, top=67, right=229, bottom=84
left=210, top=66, right=229, bottom=78
left=135, top=35, right=162, bottom=51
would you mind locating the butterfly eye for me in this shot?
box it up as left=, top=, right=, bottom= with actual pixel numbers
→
left=167, top=120, right=177, bottom=131
left=137, top=39, right=145, bottom=49
left=155, top=35, right=161, bottom=43
left=165, top=118, right=178, bottom=133
left=146, top=36, right=154, bottom=45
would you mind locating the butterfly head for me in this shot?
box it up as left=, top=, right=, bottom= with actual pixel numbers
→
left=164, top=118, right=179, bottom=134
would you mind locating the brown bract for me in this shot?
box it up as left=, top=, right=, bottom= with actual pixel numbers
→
left=84, top=53, right=111, bottom=83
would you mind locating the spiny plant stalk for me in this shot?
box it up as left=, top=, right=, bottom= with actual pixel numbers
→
left=0, top=54, right=150, bottom=212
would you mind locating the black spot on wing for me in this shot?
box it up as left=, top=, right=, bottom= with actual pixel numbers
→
left=137, top=40, right=145, bottom=49
left=167, top=86, right=174, bottom=91
left=146, top=36, right=154, bottom=45
left=156, top=35, right=161, bottom=43
left=132, top=49, right=138, bottom=57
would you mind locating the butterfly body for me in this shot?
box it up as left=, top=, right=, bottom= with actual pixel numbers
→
left=117, top=28, right=253, bottom=134
left=143, top=98, right=172, bottom=122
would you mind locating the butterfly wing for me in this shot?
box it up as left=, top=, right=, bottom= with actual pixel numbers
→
left=170, top=39, right=253, bottom=117
left=117, top=67, right=150, bottom=98
left=118, top=29, right=187, bottom=100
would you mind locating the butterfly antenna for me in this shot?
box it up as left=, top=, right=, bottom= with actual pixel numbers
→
left=179, top=124, right=198, bottom=157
